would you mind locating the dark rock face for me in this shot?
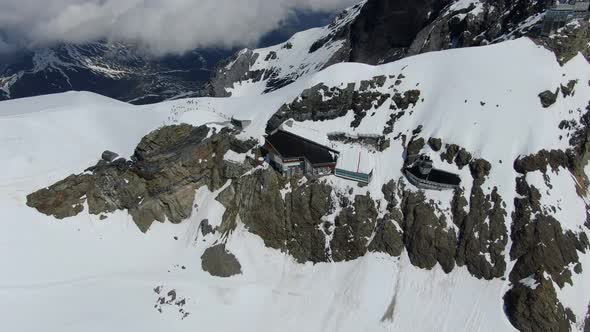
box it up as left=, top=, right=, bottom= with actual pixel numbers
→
left=409, top=0, right=546, bottom=56
left=205, top=0, right=547, bottom=98
left=266, top=78, right=391, bottom=132
left=510, top=175, right=586, bottom=288
left=535, top=20, right=590, bottom=65
left=27, top=124, right=257, bottom=232
left=201, top=244, right=242, bottom=278
left=513, top=149, right=571, bottom=174
left=561, top=80, right=578, bottom=98
left=200, top=219, right=215, bottom=236
left=400, top=189, right=457, bottom=272
left=539, top=89, right=559, bottom=108
left=454, top=159, right=508, bottom=280
left=349, top=0, right=451, bottom=64
left=203, top=50, right=260, bottom=97
left=26, top=174, right=92, bottom=219
left=391, top=90, right=421, bottom=110
left=441, top=144, right=459, bottom=164
left=367, top=214, right=404, bottom=257
left=382, top=180, right=457, bottom=273
left=505, top=135, right=590, bottom=330
left=428, top=137, right=442, bottom=151
left=328, top=133, right=390, bottom=152
left=406, top=137, right=426, bottom=160
left=217, top=168, right=403, bottom=263
left=454, top=148, right=472, bottom=169
left=504, top=272, right=572, bottom=332
left=217, top=169, right=329, bottom=263
left=331, top=194, right=379, bottom=261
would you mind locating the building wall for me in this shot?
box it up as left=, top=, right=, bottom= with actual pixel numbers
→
left=264, top=140, right=336, bottom=178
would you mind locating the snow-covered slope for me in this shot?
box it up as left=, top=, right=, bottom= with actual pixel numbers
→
left=205, top=0, right=549, bottom=98
left=1, top=37, right=590, bottom=331
left=204, top=2, right=365, bottom=97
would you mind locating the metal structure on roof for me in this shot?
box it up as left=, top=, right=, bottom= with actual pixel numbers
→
left=404, top=155, right=461, bottom=191
left=542, top=0, right=590, bottom=35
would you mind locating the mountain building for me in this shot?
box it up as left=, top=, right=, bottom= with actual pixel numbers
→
left=404, top=155, right=461, bottom=190
left=542, top=0, right=590, bottom=35
left=264, top=129, right=339, bottom=177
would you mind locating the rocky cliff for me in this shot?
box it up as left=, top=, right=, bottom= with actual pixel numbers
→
left=21, top=28, right=590, bottom=331
left=27, top=93, right=590, bottom=330
left=204, top=0, right=549, bottom=97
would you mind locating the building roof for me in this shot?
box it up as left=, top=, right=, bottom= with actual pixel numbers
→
left=266, top=130, right=338, bottom=165
left=406, top=166, right=461, bottom=186
left=335, top=145, right=375, bottom=174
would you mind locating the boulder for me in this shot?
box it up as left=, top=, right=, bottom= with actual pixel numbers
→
left=427, top=137, right=442, bottom=151
left=201, top=244, right=242, bottom=277
left=560, top=80, right=577, bottom=97
left=538, top=89, right=559, bottom=108
left=441, top=144, right=459, bottom=164
left=27, top=124, right=255, bottom=233
left=454, top=149, right=472, bottom=169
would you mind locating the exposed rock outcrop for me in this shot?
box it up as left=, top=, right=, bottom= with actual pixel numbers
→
left=505, top=135, right=590, bottom=330
left=266, top=78, right=391, bottom=132
left=409, top=0, right=546, bottom=56
left=535, top=20, right=590, bottom=65
left=510, top=172, right=587, bottom=288
left=427, top=137, right=442, bottom=151
left=201, top=244, right=242, bottom=278
left=382, top=179, right=457, bottom=273
left=454, top=159, right=508, bottom=280
left=391, top=90, right=421, bottom=110
left=539, top=89, right=559, bottom=108
left=349, top=0, right=451, bottom=64
left=217, top=168, right=400, bottom=263
left=504, top=272, right=572, bottom=332
left=27, top=124, right=257, bottom=232
left=331, top=194, right=380, bottom=261
left=205, top=0, right=548, bottom=98
left=328, top=133, right=390, bottom=152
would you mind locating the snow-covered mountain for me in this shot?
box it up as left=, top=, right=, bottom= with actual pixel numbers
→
left=0, top=42, right=230, bottom=104
left=0, top=11, right=341, bottom=105
left=205, top=0, right=549, bottom=97
left=2, top=23, right=590, bottom=331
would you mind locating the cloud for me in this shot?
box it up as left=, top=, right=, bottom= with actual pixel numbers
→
left=0, top=0, right=358, bottom=55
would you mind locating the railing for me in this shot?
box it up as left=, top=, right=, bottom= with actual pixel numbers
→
left=335, top=168, right=372, bottom=184
left=328, top=132, right=382, bottom=139
left=404, top=169, right=458, bottom=191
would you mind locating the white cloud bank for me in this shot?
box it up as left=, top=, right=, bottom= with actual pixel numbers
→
left=0, top=0, right=358, bottom=55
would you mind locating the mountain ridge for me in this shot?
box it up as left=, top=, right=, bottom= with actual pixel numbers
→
left=3, top=36, right=589, bottom=331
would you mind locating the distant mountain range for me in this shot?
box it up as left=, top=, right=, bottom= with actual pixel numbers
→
left=0, top=10, right=336, bottom=104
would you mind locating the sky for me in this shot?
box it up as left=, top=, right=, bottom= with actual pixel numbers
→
left=0, top=0, right=359, bottom=55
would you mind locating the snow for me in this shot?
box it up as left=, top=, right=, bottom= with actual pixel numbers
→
left=225, top=3, right=364, bottom=97
left=519, top=275, right=540, bottom=290
left=1, top=37, right=590, bottom=331
left=525, top=168, right=588, bottom=231
left=336, top=145, right=376, bottom=174
left=556, top=249, right=590, bottom=331
left=223, top=150, right=247, bottom=164
left=448, top=0, right=484, bottom=15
